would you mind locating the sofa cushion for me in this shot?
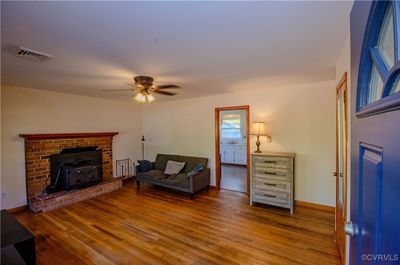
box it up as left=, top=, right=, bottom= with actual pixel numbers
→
left=154, top=154, right=179, bottom=171
left=164, top=161, right=186, bottom=175
left=160, top=173, right=189, bottom=188
left=138, top=170, right=168, bottom=181
left=178, top=156, right=208, bottom=173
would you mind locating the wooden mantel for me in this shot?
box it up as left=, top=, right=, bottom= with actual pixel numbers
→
left=19, top=132, right=118, bottom=140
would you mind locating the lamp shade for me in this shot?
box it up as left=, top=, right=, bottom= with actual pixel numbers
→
left=250, top=122, right=268, bottom=135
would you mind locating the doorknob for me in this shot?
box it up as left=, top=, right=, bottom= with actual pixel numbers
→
left=345, top=221, right=358, bottom=237
left=333, top=172, right=338, bottom=177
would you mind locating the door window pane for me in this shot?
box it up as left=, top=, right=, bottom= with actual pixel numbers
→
left=377, top=3, right=395, bottom=69
left=221, top=118, right=241, bottom=138
left=391, top=75, right=400, bottom=94
left=368, top=65, right=384, bottom=104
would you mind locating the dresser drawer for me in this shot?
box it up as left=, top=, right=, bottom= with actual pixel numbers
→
left=253, top=179, right=290, bottom=193
left=253, top=168, right=292, bottom=181
left=253, top=190, right=289, bottom=205
left=254, top=156, right=293, bottom=170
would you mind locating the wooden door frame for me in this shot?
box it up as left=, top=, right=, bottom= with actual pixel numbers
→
left=215, top=105, right=250, bottom=194
left=335, top=72, right=348, bottom=265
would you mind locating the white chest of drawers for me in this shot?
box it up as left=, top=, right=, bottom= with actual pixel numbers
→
left=250, top=152, right=296, bottom=214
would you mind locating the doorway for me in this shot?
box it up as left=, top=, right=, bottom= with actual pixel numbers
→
left=215, top=106, right=250, bottom=194
left=335, top=72, right=348, bottom=265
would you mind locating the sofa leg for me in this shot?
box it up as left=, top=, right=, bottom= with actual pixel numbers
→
left=136, top=180, right=140, bottom=190
left=190, top=193, right=194, bottom=200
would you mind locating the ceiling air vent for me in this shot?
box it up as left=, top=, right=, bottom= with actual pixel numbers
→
left=15, top=46, right=53, bottom=62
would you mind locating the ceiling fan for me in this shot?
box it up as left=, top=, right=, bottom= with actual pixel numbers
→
left=104, top=76, right=180, bottom=103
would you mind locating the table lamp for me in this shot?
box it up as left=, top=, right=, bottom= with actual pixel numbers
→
left=250, top=122, right=269, bottom=153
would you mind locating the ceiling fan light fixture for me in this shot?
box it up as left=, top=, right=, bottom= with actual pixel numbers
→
left=134, top=92, right=147, bottom=103
left=146, top=94, right=155, bottom=102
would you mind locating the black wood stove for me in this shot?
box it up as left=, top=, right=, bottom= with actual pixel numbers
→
left=46, top=147, right=102, bottom=194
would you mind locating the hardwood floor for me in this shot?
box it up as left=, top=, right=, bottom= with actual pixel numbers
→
left=220, top=164, right=247, bottom=193
left=14, top=181, right=340, bottom=265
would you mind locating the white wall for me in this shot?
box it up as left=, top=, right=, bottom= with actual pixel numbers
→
left=142, top=80, right=337, bottom=206
left=1, top=84, right=143, bottom=209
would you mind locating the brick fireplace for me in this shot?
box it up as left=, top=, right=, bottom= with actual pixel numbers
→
left=19, top=132, right=122, bottom=213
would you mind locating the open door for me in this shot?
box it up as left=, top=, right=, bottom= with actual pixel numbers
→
left=349, top=1, right=400, bottom=264
left=215, top=105, right=250, bottom=194
left=335, top=72, right=348, bottom=265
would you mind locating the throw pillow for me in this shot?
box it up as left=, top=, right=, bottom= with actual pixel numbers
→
left=137, top=160, right=153, bottom=173
left=187, top=164, right=205, bottom=178
left=164, top=160, right=186, bottom=175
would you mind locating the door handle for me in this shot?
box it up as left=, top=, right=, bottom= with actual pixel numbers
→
left=333, top=172, right=338, bottom=177
left=344, top=221, right=358, bottom=237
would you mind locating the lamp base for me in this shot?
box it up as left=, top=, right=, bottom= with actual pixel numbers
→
left=255, top=135, right=262, bottom=153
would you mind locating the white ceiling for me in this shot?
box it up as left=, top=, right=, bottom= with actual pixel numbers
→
left=1, top=1, right=352, bottom=102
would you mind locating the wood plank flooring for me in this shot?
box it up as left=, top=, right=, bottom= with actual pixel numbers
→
left=14, top=181, right=340, bottom=265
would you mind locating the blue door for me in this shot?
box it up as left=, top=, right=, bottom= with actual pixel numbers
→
left=350, top=1, right=400, bottom=264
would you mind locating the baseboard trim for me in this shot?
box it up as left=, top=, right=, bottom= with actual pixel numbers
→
left=295, top=200, right=335, bottom=213
left=7, top=205, right=28, bottom=213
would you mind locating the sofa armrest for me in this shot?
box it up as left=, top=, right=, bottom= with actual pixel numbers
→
left=135, top=165, right=141, bottom=174
left=136, top=161, right=155, bottom=175
left=190, top=168, right=210, bottom=193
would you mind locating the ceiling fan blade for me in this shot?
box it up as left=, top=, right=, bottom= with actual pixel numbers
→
left=101, top=88, right=133, bottom=92
left=155, top=85, right=180, bottom=89
left=152, top=90, right=177, bottom=96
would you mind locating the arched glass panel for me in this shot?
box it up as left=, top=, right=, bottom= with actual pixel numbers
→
left=357, top=1, right=400, bottom=116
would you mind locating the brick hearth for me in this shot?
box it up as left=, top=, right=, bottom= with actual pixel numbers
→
left=20, top=132, right=120, bottom=213
left=29, top=178, right=122, bottom=213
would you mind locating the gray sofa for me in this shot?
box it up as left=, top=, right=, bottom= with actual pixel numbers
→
left=135, top=154, right=210, bottom=199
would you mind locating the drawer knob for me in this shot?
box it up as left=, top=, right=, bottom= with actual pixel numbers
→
left=265, top=172, right=277, bottom=175
left=264, top=183, right=277, bottom=186
left=264, top=194, right=276, bottom=198
left=264, top=160, right=277, bottom=163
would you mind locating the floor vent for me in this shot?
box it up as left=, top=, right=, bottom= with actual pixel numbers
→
left=15, top=46, right=53, bottom=62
